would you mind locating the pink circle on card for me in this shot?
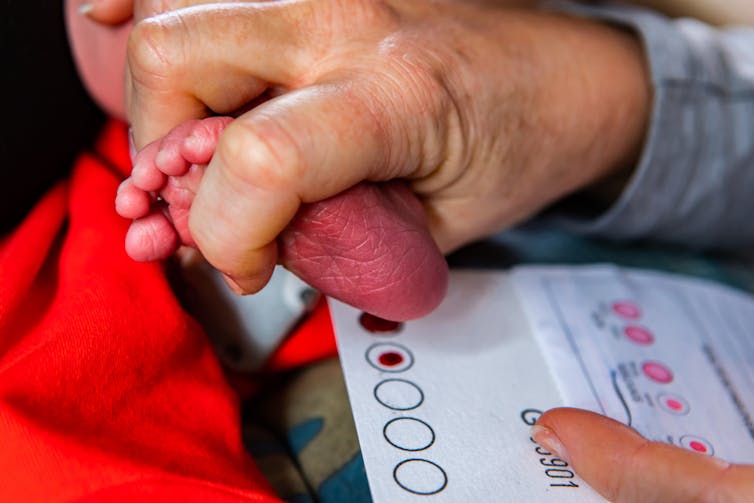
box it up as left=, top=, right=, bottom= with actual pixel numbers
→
left=657, top=393, right=689, bottom=415
left=642, top=361, right=674, bottom=384
left=612, top=301, right=641, bottom=319
left=680, top=435, right=714, bottom=456
left=667, top=399, right=683, bottom=411
left=624, top=326, right=655, bottom=345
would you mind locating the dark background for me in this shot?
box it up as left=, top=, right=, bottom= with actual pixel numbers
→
left=2, top=1, right=105, bottom=232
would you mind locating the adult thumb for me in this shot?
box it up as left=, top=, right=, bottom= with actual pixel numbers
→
left=533, top=407, right=754, bottom=503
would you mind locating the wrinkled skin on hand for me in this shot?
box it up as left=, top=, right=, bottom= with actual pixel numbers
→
left=121, top=0, right=649, bottom=298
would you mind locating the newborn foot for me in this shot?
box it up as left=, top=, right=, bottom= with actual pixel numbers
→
left=115, top=117, right=448, bottom=320
left=116, top=117, right=234, bottom=261
left=280, top=180, right=448, bottom=321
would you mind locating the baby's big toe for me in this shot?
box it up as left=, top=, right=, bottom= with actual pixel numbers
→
left=125, top=211, right=180, bottom=262
left=115, top=179, right=151, bottom=219
left=131, top=141, right=167, bottom=192
left=154, top=120, right=200, bottom=176
left=181, top=116, right=234, bottom=165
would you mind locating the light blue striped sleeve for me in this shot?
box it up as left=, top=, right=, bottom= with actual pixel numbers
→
left=545, top=2, right=754, bottom=250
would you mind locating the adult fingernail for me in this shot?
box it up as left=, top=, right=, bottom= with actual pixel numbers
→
left=531, top=425, right=569, bottom=463
left=128, top=128, right=137, bottom=163
left=79, top=2, right=95, bottom=16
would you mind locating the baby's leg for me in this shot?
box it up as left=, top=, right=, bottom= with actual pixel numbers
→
left=115, top=117, right=448, bottom=320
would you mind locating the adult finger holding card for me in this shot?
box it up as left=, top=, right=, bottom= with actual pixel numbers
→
left=534, top=408, right=754, bottom=502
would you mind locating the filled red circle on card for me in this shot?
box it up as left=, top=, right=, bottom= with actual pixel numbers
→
left=378, top=351, right=405, bottom=367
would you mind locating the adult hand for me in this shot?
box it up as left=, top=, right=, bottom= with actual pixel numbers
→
left=533, top=408, right=754, bottom=502
left=125, top=0, right=651, bottom=293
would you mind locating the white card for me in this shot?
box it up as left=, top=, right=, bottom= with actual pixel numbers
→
left=330, top=270, right=602, bottom=502
left=330, top=266, right=754, bottom=501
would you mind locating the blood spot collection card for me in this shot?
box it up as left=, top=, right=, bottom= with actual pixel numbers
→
left=329, top=265, right=754, bottom=502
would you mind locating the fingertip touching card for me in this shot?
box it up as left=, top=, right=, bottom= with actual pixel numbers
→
left=329, top=265, right=754, bottom=502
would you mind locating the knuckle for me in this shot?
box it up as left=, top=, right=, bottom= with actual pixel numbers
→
left=127, top=16, right=185, bottom=85
left=216, top=119, right=306, bottom=193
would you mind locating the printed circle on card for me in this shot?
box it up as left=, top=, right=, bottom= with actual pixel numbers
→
left=680, top=435, right=714, bottom=456
left=383, top=417, right=435, bottom=451
left=374, top=379, right=424, bottom=411
left=393, top=459, right=448, bottom=495
left=366, top=343, right=414, bottom=372
left=657, top=393, right=690, bottom=415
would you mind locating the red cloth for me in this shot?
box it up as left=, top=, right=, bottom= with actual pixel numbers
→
left=265, top=297, right=337, bottom=372
left=0, top=122, right=336, bottom=502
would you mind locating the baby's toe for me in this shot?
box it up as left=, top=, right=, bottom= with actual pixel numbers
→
left=155, top=147, right=189, bottom=177
left=155, top=121, right=199, bottom=176
left=115, top=179, right=151, bottom=219
left=168, top=206, right=195, bottom=248
left=125, top=211, right=180, bottom=262
left=182, top=116, right=233, bottom=165
left=161, top=164, right=204, bottom=210
left=131, top=141, right=167, bottom=191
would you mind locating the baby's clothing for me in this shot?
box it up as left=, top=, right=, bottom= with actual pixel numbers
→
left=0, top=122, right=336, bottom=502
